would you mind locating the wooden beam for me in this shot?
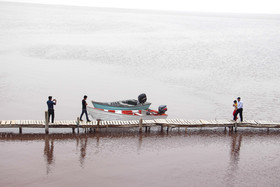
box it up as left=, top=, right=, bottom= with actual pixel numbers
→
left=96, top=119, right=100, bottom=132
left=44, top=111, right=49, bottom=134
left=139, top=118, right=143, bottom=132
left=76, top=117, right=80, bottom=134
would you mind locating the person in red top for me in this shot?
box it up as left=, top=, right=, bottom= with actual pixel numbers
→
left=234, top=97, right=244, bottom=122
left=80, top=95, right=91, bottom=122
left=232, top=100, right=238, bottom=121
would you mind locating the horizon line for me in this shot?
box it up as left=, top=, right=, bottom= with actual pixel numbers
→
left=1, top=0, right=280, bottom=16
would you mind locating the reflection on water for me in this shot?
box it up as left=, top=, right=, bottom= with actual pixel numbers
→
left=230, top=132, right=242, bottom=169
left=225, top=132, right=242, bottom=186
left=1, top=129, right=280, bottom=187
left=79, top=136, right=88, bottom=167
left=44, top=135, right=55, bottom=174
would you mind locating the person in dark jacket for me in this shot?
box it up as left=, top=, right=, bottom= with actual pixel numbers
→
left=47, top=96, right=57, bottom=123
left=80, top=95, right=91, bottom=122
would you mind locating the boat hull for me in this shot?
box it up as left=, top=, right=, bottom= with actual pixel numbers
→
left=92, top=100, right=151, bottom=110
left=87, top=107, right=167, bottom=121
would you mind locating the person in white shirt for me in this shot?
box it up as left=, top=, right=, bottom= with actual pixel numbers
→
left=234, top=97, right=243, bottom=122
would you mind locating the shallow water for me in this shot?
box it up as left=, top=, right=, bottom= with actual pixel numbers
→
left=0, top=2, right=280, bottom=120
left=1, top=2, right=280, bottom=186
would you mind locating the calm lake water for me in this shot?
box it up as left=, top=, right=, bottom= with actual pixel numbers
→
left=1, top=129, right=280, bottom=187
left=0, top=2, right=280, bottom=186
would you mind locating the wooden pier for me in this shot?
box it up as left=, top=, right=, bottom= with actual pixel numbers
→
left=0, top=112, right=280, bottom=134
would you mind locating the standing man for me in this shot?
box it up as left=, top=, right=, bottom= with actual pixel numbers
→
left=80, top=95, right=91, bottom=122
left=47, top=96, right=57, bottom=123
left=234, top=97, right=243, bottom=122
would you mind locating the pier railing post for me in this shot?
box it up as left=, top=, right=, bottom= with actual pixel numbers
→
left=139, top=118, right=143, bottom=132
left=45, top=111, right=49, bottom=134
left=96, top=119, right=101, bottom=132
left=234, top=122, right=237, bottom=132
left=76, top=117, right=80, bottom=134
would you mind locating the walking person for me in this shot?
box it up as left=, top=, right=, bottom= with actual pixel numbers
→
left=80, top=95, right=91, bottom=122
left=234, top=97, right=243, bottom=122
left=47, top=96, right=57, bottom=123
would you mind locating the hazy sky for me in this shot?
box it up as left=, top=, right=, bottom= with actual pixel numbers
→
left=2, top=0, right=280, bottom=14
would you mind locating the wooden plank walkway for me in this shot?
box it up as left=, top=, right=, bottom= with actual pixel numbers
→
left=0, top=118, right=280, bottom=134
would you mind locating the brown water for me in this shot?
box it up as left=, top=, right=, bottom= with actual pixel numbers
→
left=1, top=129, right=280, bottom=187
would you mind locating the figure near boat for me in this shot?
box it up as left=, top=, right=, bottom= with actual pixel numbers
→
left=80, top=95, right=91, bottom=122
left=233, top=97, right=243, bottom=122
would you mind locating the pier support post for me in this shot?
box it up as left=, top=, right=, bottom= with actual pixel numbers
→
left=45, top=111, right=49, bottom=134
left=139, top=118, right=143, bottom=132
left=72, top=127, right=75, bottom=134
left=96, top=119, right=101, bottom=133
left=76, top=117, right=80, bottom=134
left=234, top=123, right=237, bottom=132
left=19, top=127, right=22, bottom=134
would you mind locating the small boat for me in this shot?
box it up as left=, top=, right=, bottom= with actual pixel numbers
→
left=91, top=100, right=151, bottom=110
left=87, top=106, right=167, bottom=121
left=91, top=93, right=151, bottom=110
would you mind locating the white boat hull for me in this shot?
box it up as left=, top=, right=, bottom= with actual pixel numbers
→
left=87, top=107, right=167, bottom=121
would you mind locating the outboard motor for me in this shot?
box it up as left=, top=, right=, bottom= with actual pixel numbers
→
left=158, top=105, right=167, bottom=114
left=138, top=93, right=147, bottom=104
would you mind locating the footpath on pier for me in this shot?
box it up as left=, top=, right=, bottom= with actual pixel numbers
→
left=0, top=112, right=279, bottom=134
